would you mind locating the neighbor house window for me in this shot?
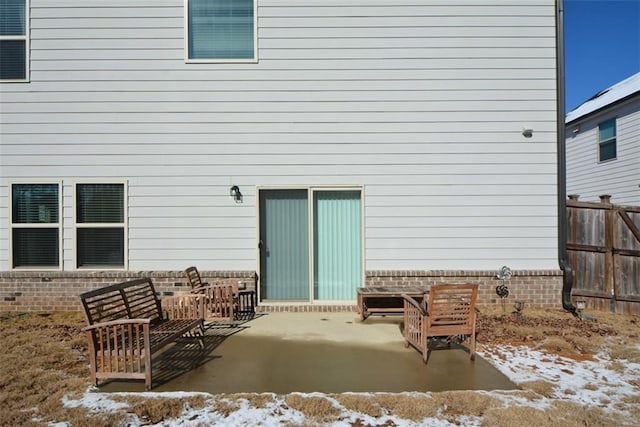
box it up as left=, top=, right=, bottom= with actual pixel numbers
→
left=598, top=118, right=617, bottom=162
left=10, top=183, right=61, bottom=269
left=185, top=0, right=256, bottom=62
left=75, top=183, right=127, bottom=268
left=0, top=0, right=29, bottom=81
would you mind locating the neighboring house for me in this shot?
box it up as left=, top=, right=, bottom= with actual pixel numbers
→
left=565, top=72, right=640, bottom=206
left=0, top=1, right=564, bottom=311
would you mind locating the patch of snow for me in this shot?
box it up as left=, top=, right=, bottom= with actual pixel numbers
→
left=62, top=391, right=129, bottom=412
left=479, top=345, right=640, bottom=417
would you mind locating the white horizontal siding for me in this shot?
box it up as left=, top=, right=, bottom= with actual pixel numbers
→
left=3, top=100, right=558, bottom=114
left=2, top=80, right=557, bottom=94
left=0, top=88, right=557, bottom=102
left=0, top=0, right=559, bottom=271
left=566, top=97, right=640, bottom=206
left=1, top=164, right=557, bottom=179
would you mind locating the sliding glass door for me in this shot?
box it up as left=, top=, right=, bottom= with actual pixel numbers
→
left=259, top=189, right=309, bottom=300
left=313, top=190, right=362, bottom=300
left=259, top=188, right=362, bottom=302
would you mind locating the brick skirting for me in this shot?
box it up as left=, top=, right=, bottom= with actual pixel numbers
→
left=0, top=269, right=563, bottom=313
left=0, top=270, right=257, bottom=313
left=366, top=270, right=564, bottom=308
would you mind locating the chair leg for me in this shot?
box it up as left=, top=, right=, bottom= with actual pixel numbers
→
left=469, top=332, right=476, bottom=361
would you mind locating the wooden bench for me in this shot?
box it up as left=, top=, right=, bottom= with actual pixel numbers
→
left=403, top=284, right=478, bottom=363
left=79, top=278, right=205, bottom=390
left=184, top=266, right=255, bottom=320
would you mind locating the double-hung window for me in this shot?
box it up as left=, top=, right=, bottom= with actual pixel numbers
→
left=0, top=0, right=29, bottom=81
left=185, top=0, right=256, bottom=62
left=10, top=183, right=61, bottom=269
left=598, top=119, right=617, bottom=162
left=75, top=183, right=127, bottom=269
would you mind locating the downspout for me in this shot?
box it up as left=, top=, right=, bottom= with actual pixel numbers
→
left=556, top=0, right=577, bottom=315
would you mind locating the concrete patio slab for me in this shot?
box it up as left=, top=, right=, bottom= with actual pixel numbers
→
left=100, top=312, right=516, bottom=394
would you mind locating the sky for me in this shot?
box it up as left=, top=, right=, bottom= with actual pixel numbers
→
left=564, top=0, right=640, bottom=113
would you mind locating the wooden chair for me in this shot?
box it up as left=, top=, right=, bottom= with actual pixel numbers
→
left=403, top=284, right=479, bottom=363
left=184, top=266, right=236, bottom=321
left=184, top=265, right=210, bottom=294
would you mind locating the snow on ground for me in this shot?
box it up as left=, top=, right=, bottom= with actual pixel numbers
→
left=60, top=345, right=640, bottom=426
left=480, top=344, right=640, bottom=408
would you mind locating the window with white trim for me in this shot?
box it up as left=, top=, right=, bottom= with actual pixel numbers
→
left=0, top=0, right=29, bottom=81
left=10, top=183, right=61, bottom=269
left=75, top=183, right=127, bottom=268
left=185, top=0, right=256, bottom=62
left=598, top=118, right=617, bottom=162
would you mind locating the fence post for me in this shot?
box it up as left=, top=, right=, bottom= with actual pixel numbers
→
left=600, top=195, right=615, bottom=311
left=567, top=196, right=579, bottom=290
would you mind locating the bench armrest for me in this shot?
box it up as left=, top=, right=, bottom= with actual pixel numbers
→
left=83, top=318, right=151, bottom=331
left=402, top=294, right=427, bottom=316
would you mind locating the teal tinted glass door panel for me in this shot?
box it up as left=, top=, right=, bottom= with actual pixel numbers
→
left=259, top=190, right=309, bottom=300
left=313, top=191, right=362, bottom=300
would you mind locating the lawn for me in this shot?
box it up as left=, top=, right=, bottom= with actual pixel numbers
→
left=1, top=307, right=638, bottom=426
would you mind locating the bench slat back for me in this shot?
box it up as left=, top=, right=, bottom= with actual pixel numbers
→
left=123, top=283, right=162, bottom=320
left=427, top=284, right=478, bottom=333
left=184, top=266, right=208, bottom=293
left=80, top=278, right=162, bottom=325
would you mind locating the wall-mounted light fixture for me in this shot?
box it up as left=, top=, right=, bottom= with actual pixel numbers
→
left=522, top=127, right=533, bottom=138
left=229, top=185, right=242, bottom=203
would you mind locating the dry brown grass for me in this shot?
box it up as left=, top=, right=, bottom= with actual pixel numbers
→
left=478, top=306, right=639, bottom=363
left=432, top=391, right=503, bottom=417
left=285, top=394, right=342, bottom=423
left=113, top=395, right=207, bottom=424
left=222, top=392, right=276, bottom=409
left=211, top=393, right=277, bottom=418
left=481, top=400, right=626, bottom=427
left=371, top=393, right=439, bottom=421
left=1, top=308, right=639, bottom=426
left=538, top=336, right=578, bottom=354
left=618, top=393, right=640, bottom=419
left=607, top=341, right=640, bottom=362
left=212, top=398, right=238, bottom=417
left=519, top=380, right=557, bottom=398
left=0, top=312, right=92, bottom=426
left=333, top=393, right=383, bottom=417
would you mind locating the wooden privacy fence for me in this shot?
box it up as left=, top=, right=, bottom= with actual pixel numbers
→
left=567, top=195, right=640, bottom=315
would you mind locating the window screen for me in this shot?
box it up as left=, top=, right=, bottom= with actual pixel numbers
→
left=187, top=0, right=255, bottom=61
left=76, top=183, right=126, bottom=268
left=11, top=183, right=60, bottom=268
left=598, top=119, right=617, bottom=162
left=0, top=0, right=28, bottom=80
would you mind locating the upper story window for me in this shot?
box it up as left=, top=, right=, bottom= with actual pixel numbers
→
left=10, top=183, right=62, bottom=269
left=75, top=183, right=127, bottom=269
left=0, top=0, right=29, bottom=81
left=598, top=118, right=617, bottom=162
left=185, top=0, right=256, bottom=62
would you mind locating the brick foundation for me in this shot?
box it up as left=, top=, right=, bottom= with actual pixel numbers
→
left=0, top=269, right=564, bottom=313
left=365, top=270, right=564, bottom=309
left=0, top=270, right=257, bottom=313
